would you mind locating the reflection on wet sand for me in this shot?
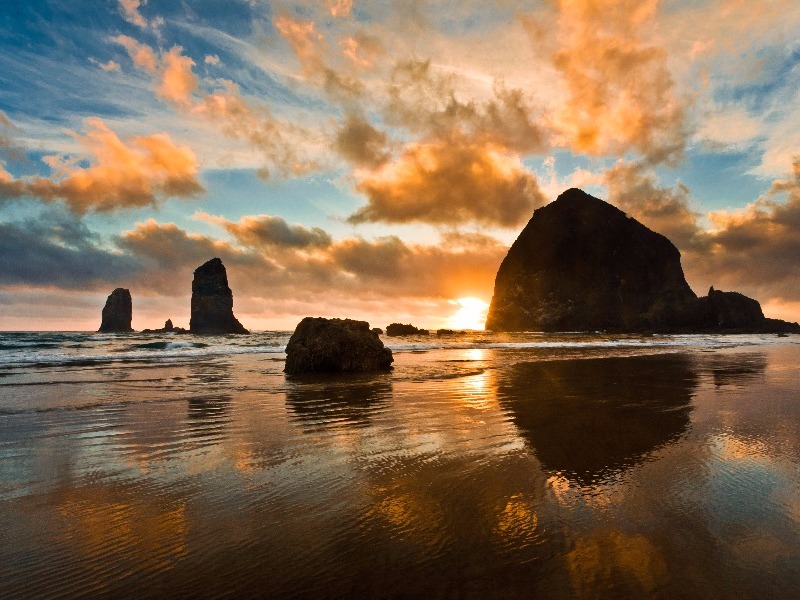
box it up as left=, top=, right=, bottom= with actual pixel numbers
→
left=285, top=374, right=393, bottom=429
left=701, top=352, right=768, bottom=387
left=3, top=344, right=799, bottom=599
left=497, top=354, right=698, bottom=484
left=566, top=529, right=667, bottom=597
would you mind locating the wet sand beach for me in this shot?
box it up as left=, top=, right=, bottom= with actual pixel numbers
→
left=1, top=333, right=800, bottom=598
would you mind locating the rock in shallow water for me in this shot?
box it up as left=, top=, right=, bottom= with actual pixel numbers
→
left=386, top=323, right=429, bottom=336
left=189, top=258, right=249, bottom=334
left=98, top=288, right=133, bottom=333
left=285, top=317, right=393, bottom=374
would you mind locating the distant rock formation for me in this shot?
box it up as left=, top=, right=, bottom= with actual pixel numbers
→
left=284, top=317, right=393, bottom=374
left=386, top=323, right=429, bottom=336
left=98, top=288, right=133, bottom=333
left=486, top=188, right=800, bottom=334
left=436, top=329, right=467, bottom=336
left=189, top=258, right=249, bottom=334
left=142, top=319, right=187, bottom=334
left=371, top=327, right=383, bottom=335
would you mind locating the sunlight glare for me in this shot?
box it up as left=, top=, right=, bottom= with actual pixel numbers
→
left=449, top=297, right=489, bottom=330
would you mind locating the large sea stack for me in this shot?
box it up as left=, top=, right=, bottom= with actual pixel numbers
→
left=486, top=188, right=800, bottom=333
left=98, top=288, right=133, bottom=332
left=285, top=317, right=393, bottom=374
left=189, top=258, right=249, bottom=334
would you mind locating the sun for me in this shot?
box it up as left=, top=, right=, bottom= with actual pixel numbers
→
left=449, top=297, right=489, bottom=330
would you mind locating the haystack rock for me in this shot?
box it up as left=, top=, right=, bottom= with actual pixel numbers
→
left=189, top=258, right=249, bottom=334
left=284, top=317, right=393, bottom=374
left=486, top=188, right=800, bottom=333
left=98, top=288, right=133, bottom=333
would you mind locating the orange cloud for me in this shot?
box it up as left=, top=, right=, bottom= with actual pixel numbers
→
left=549, top=0, right=688, bottom=163
left=118, top=0, right=147, bottom=28
left=349, top=137, right=546, bottom=227
left=114, top=35, right=158, bottom=73
left=0, top=118, right=203, bottom=213
left=339, top=34, right=383, bottom=68
left=157, top=47, right=198, bottom=105
left=274, top=14, right=362, bottom=99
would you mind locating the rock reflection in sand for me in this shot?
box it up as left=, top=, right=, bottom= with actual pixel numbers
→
left=496, top=354, right=699, bottom=484
left=285, top=373, right=393, bottom=430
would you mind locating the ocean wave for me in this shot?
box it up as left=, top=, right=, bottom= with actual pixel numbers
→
left=129, top=341, right=209, bottom=350
left=386, top=335, right=799, bottom=352
left=0, top=331, right=797, bottom=369
left=0, top=343, right=286, bottom=368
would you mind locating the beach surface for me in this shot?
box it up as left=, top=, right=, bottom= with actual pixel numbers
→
left=1, top=331, right=800, bottom=598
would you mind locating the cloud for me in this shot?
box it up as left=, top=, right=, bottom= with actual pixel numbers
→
left=327, top=0, right=353, bottom=18
left=604, top=161, right=707, bottom=251
left=204, top=55, right=220, bottom=66
left=157, top=47, right=198, bottom=106
left=386, top=59, right=547, bottom=155
left=196, top=212, right=333, bottom=249
left=114, top=35, right=158, bottom=73
left=349, top=137, right=546, bottom=227
left=0, top=118, right=203, bottom=213
left=273, top=14, right=363, bottom=100
left=334, top=113, right=390, bottom=167
left=119, top=0, right=148, bottom=28
left=547, top=0, right=689, bottom=164
left=192, top=83, right=320, bottom=178
left=115, top=37, right=322, bottom=178
left=603, top=159, right=800, bottom=308
left=119, top=215, right=508, bottom=301
left=0, top=210, right=139, bottom=288
left=0, top=110, right=24, bottom=162
left=690, top=159, right=800, bottom=301
left=339, top=33, right=384, bottom=69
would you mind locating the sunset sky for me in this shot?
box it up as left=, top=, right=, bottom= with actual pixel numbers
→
left=1, top=0, right=799, bottom=331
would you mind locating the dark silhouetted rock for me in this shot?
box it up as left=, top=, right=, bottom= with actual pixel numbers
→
left=698, top=287, right=763, bottom=329
left=386, top=323, right=429, bottom=336
left=98, top=288, right=133, bottom=332
left=285, top=317, right=393, bottom=374
left=142, top=319, right=187, bottom=334
left=486, top=188, right=800, bottom=334
left=696, top=288, right=799, bottom=332
left=436, top=329, right=467, bottom=336
left=486, top=189, right=697, bottom=332
left=371, top=327, right=383, bottom=334
left=189, top=258, right=249, bottom=334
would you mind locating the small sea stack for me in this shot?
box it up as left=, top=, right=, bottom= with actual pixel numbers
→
left=386, top=323, right=429, bottom=336
left=189, top=258, right=249, bottom=334
left=142, top=319, right=187, bottom=334
left=285, top=317, right=393, bottom=374
left=98, top=288, right=133, bottom=333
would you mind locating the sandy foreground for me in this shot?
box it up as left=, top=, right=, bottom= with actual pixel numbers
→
left=1, top=335, right=799, bottom=598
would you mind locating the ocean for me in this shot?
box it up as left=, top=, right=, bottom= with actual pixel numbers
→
left=1, top=331, right=800, bottom=598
